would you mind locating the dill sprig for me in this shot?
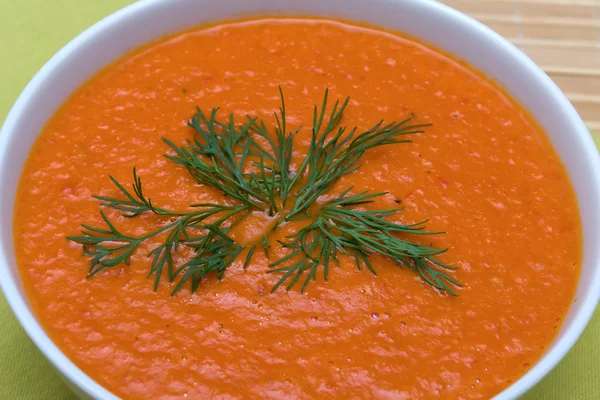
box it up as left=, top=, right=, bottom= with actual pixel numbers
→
left=162, top=111, right=265, bottom=210
left=68, top=88, right=461, bottom=296
left=68, top=168, right=249, bottom=293
left=270, top=190, right=460, bottom=295
left=284, top=90, right=430, bottom=221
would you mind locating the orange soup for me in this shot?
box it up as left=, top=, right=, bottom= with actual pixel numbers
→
left=14, top=19, right=581, bottom=399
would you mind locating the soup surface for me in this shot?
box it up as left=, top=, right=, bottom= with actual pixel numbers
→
left=15, top=19, right=581, bottom=399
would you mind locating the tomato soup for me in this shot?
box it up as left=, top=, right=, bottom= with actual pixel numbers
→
left=14, top=19, right=581, bottom=399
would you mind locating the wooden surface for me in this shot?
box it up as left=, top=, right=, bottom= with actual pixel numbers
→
left=439, top=0, right=600, bottom=131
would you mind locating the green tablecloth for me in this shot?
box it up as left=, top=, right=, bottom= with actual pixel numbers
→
left=0, top=1, right=598, bottom=398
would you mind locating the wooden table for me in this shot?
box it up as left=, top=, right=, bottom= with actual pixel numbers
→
left=440, top=0, right=600, bottom=132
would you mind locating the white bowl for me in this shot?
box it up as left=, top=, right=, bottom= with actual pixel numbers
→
left=1, top=0, right=599, bottom=399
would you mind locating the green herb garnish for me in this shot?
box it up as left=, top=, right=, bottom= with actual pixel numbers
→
left=68, top=88, right=461, bottom=295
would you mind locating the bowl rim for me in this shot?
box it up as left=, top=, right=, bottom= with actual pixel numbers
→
left=1, top=0, right=599, bottom=399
